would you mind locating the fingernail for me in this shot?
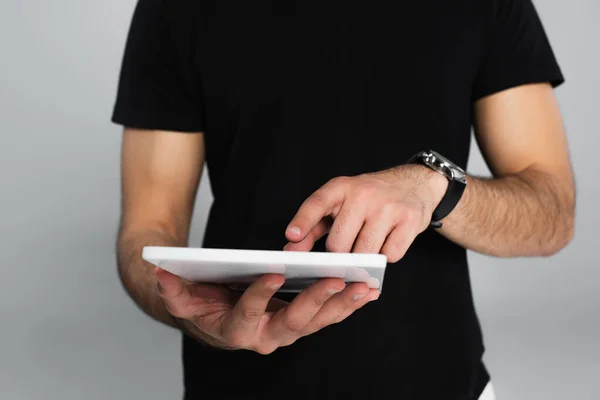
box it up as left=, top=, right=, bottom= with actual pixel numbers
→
left=288, top=226, right=301, bottom=236
left=270, top=283, right=283, bottom=290
left=369, top=294, right=380, bottom=302
left=353, top=294, right=365, bottom=302
left=328, top=288, right=342, bottom=296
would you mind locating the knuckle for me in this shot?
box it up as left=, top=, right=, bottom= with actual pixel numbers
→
left=254, top=343, right=278, bottom=355
left=356, top=184, right=375, bottom=200
left=164, top=302, right=187, bottom=318
left=308, top=192, right=327, bottom=209
left=282, top=314, right=305, bottom=333
left=380, top=202, right=398, bottom=218
left=282, top=337, right=298, bottom=347
left=221, top=319, right=260, bottom=349
left=325, top=237, right=345, bottom=253
left=222, top=331, right=250, bottom=349
left=240, top=308, right=264, bottom=322
left=402, top=207, right=417, bottom=221
left=329, top=176, right=350, bottom=186
left=311, top=294, right=327, bottom=308
left=403, top=206, right=423, bottom=223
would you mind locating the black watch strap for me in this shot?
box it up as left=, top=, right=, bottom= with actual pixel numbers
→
left=431, top=176, right=466, bottom=222
left=407, top=152, right=466, bottom=229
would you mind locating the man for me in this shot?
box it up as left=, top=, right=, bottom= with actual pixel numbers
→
left=111, top=0, right=575, bottom=399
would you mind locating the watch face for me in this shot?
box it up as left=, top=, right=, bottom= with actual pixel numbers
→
left=423, top=150, right=467, bottom=183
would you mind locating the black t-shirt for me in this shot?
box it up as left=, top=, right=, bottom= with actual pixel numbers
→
left=112, top=1, right=564, bottom=399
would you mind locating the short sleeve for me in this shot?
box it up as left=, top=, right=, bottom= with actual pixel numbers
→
left=111, top=0, right=204, bottom=132
left=471, top=0, right=565, bottom=102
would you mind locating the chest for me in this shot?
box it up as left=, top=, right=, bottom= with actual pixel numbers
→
left=190, top=1, right=488, bottom=174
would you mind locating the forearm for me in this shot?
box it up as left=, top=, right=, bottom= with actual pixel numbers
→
left=438, top=168, right=575, bottom=257
left=117, top=227, right=230, bottom=348
left=117, top=228, right=184, bottom=327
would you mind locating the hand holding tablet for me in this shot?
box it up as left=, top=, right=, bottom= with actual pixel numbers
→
left=149, top=247, right=384, bottom=354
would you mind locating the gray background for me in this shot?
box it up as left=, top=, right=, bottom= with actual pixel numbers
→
left=1, top=0, right=598, bottom=399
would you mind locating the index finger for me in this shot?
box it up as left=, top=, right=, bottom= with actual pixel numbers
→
left=286, top=178, right=348, bottom=242
left=226, top=274, right=285, bottom=335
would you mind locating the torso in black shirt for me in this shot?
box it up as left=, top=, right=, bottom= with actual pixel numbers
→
left=112, top=1, right=563, bottom=398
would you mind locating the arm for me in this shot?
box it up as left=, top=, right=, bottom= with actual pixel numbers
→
left=116, top=128, right=378, bottom=352
left=116, top=128, right=205, bottom=327
left=284, top=84, right=575, bottom=260
left=439, top=83, right=576, bottom=257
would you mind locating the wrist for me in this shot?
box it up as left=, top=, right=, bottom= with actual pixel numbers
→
left=413, top=164, right=449, bottom=211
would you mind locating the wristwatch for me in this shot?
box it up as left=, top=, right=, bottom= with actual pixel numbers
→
left=406, top=150, right=467, bottom=229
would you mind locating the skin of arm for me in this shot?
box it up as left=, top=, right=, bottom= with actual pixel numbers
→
left=285, top=83, right=576, bottom=259
left=438, top=83, right=576, bottom=257
left=117, top=129, right=378, bottom=353
left=116, top=129, right=205, bottom=328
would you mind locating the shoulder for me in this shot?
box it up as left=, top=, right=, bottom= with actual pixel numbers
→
left=141, top=0, right=198, bottom=27
left=135, top=0, right=202, bottom=54
left=134, top=0, right=201, bottom=31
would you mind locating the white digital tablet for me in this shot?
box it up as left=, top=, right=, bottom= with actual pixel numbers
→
left=142, top=246, right=388, bottom=293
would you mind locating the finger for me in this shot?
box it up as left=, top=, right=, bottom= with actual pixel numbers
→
left=283, top=217, right=332, bottom=252
left=156, top=267, right=231, bottom=319
left=332, top=288, right=380, bottom=324
left=155, top=267, right=203, bottom=319
left=352, top=214, right=395, bottom=254
left=301, top=282, right=370, bottom=336
left=381, top=223, right=419, bottom=263
left=264, top=278, right=346, bottom=344
left=286, top=178, right=349, bottom=243
left=326, top=199, right=368, bottom=253
left=222, top=274, right=284, bottom=346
